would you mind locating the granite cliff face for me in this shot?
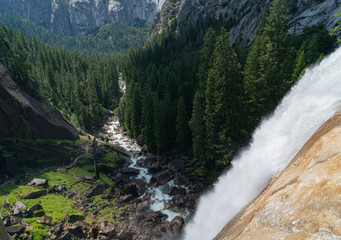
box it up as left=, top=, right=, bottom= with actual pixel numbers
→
left=215, top=112, right=341, bottom=240
left=153, top=0, right=341, bottom=43
left=0, top=63, right=79, bottom=140
left=0, top=0, right=167, bottom=35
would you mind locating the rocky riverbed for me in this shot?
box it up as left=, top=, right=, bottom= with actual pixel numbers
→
left=0, top=117, right=208, bottom=240
left=99, top=115, right=208, bottom=239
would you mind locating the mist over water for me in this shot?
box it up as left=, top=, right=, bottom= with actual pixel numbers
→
left=183, top=48, right=341, bottom=240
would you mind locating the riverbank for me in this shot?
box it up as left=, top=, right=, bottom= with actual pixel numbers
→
left=96, top=115, right=209, bottom=239
left=0, top=124, right=208, bottom=240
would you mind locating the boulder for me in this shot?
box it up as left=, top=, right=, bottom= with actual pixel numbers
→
left=22, top=190, right=47, bottom=199
left=33, top=209, right=45, bottom=217
left=9, top=216, right=21, bottom=226
left=25, top=203, right=43, bottom=217
left=48, top=184, right=67, bottom=193
left=134, top=179, right=147, bottom=196
left=68, top=225, right=83, bottom=237
left=168, top=216, right=185, bottom=238
left=153, top=169, right=172, bottom=185
left=68, top=214, right=85, bottom=223
left=173, top=194, right=186, bottom=205
left=86, top=182, right=109, bottom=198
left=28, top=178, right=47, bottom=186
left=90, top=225, right=100, bottom=239
left=51, top=223, right=64, bottom=236
left=139, top=146, right=148, bottom=155
left=144, top=157, right=159, bottom=168
left=74, top=221, right=89, bottom=229
left=121, top=183, right=139, bottom=198
left=118, top=231, right=134, bottom=240
left=121, top=167, right=140, bottom=176
left=152, top=224, right=167, bottom=238
left=83, top=175, right=95, bottom=182
left=163, top=202, right=173, bottom=210
left=119, top=194, right=135, bottom=203
left=2, top=217, right=10, bottom=227
left=60, top=232, right=72, bottom=240
left=169, top=187, right=186, bottom=196
left=147, top=165, right=162, bottom=175
left=100, top=222, right=116, bottom=236
left=168, top=160, right=184, bottom=172
left=137, top=135, right=145, bottom=147
left=12, top=201, right=25, bottom=217
left=136, top=159, right=145, bottom=167
left=28, top=204, right=43, bottom=212
left=38, top=215, right=53, bottom=225
left=137, top=201, right=149, bottom=212
left=6, top=225, right=25, bottom=235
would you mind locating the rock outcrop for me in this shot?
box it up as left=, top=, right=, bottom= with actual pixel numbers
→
left=0, top=219, right=11, bottom=240
left=215, top=112, right=341, bottom=239
left=0, top=63, right=78, bottom=140
left=0, top=0, right=167, bottom=35
left=152, top=0, right=341, bottom=44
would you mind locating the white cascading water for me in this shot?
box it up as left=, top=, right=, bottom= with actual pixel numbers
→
left=183, top=47, right=341, bottom=240
left=107, top=78, right=190, bottom=222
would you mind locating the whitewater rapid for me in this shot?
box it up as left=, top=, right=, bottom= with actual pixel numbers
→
left=183, top=48, right=341, bottom=240
left=107, top=117, right=190, bottom=221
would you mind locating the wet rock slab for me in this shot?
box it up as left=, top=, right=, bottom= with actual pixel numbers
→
left=22, top=190, right=47, bottom=199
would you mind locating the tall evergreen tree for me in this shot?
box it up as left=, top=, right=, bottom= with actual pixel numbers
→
left=189, top=91, right=206, bottom=165
left=291, top=50, right=307, bottom=84
left=176, top=96, right=191, bottom=150
left=154, top=94, right=167, bottom=153
left=205, top=27, right=243, bottom=170
left=131, top=85, right=142, bottom=138
left=142, top=92, right=156, bottom=152
left=244, top=0, right=290, bottom=126
left=197, top=28, right=216, bottom=91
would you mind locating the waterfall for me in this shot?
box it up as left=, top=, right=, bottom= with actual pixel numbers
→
left=183, top=47, right=341, bottom=240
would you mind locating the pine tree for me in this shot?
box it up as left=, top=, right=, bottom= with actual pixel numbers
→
left=143, top=92, right=156, bottom=152
left=131, top=85, right=142, bottom=138
left=154, top=94, right=167, bottom=153
left=205, top=27, right=243, bottom=169
left=291, top=50, right=307, bottom=84
left=161, top=92, right=177, bottom=146
left=124, top=81, right=134, bottom=131
left=87, top=69, right=101, bottom=127
left=189, top=91, right=206, bottom=164
left=197, top=28, right=216, bottom=91
left=244, top=0, right=290, bottom=125
left=176, top=96, right=191, bottom=150
left=263, top=0, right=290, bottom=100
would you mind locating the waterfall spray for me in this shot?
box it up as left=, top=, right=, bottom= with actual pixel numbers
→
left=183, top=47, right=341, bottom=240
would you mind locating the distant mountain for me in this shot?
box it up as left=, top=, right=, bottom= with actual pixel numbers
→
left=151, top=0, right=341, bottom=44
left=0, top=0, right=167, bottom=35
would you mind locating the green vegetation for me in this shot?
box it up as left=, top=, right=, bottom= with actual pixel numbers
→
left=118, top=0, right=336, bottom=180
left=29, top=228, right=49, bottom=240
left=0, top=10, right=148, bottom=58
left=0, top=140, right=121, bottom=239
left=0, top=23, right=119, bottom=130
left=0, top=138, right=82, bottom=172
